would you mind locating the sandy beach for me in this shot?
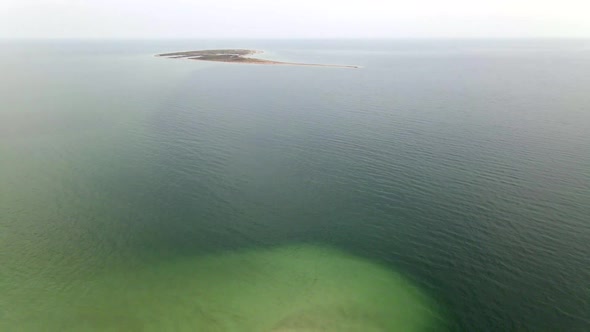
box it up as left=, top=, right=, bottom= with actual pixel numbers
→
left=157, top=49, right=359, bottom=68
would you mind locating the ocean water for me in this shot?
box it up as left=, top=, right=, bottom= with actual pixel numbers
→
left=1, top=39, right=589, bottom=331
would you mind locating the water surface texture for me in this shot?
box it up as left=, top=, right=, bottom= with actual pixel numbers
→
left=1, top=39, right=590, bottom=331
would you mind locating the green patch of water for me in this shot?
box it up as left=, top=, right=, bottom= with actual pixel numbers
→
left=3, top=245, right=445, bottom=331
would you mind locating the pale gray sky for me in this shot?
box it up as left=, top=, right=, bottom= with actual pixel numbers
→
left=1, top=0, right=589, bottom=39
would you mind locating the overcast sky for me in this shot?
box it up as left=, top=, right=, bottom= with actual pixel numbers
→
left=1, top=0, right=589, bottom=39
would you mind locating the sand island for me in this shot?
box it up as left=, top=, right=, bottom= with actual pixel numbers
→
left=157, top=49, right=359, bottom=68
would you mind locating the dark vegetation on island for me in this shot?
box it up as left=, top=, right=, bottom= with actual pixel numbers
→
left=157, top=49, right=359, bottom=68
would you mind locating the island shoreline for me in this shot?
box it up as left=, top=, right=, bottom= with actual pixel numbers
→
left=156, top=49, right=360, bottom=69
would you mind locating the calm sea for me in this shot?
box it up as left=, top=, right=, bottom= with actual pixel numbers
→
left=1, top=39, right=589, bottom=331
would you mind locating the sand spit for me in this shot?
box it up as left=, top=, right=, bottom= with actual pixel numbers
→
left=157, top=49, right=360, bottom=69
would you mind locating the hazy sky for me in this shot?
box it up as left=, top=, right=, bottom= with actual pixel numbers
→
left=1, top=0, right=589, bottom=39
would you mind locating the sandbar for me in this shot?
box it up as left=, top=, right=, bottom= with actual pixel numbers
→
left=156, top=49, right=359, bottom=68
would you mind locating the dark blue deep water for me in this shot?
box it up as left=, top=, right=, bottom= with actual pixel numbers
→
left=1, top=39, right=589, bottom=331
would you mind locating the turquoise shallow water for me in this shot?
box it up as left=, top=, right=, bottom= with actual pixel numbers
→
left=1, top=39, right=590, bottom=331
